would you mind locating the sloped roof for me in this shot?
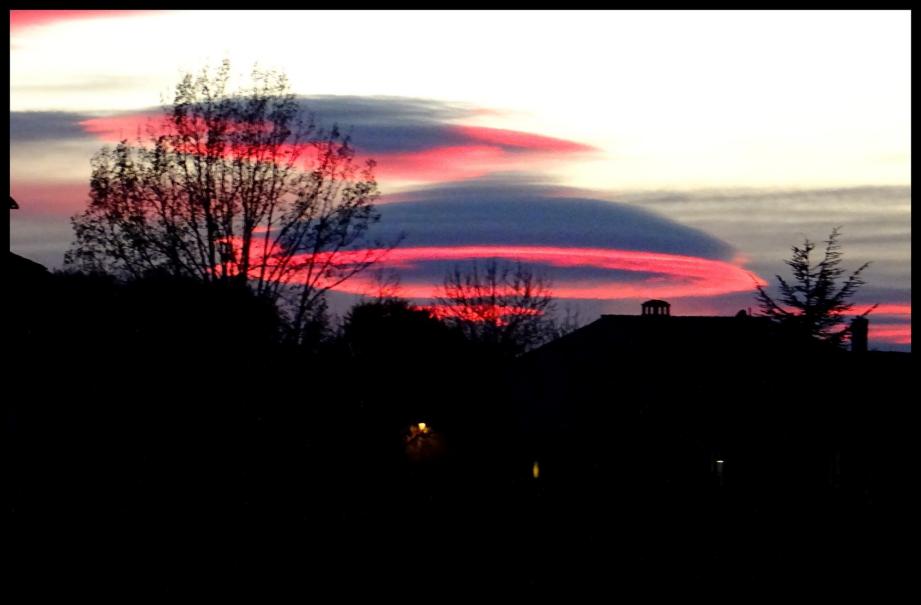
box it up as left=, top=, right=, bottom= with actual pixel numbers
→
left=9, top=251, right=50, bottom=279
left=525, top=312, right=801, bottom=362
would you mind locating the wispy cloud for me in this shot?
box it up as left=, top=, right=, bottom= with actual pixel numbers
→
left=10, top=111, right=96, bottom=142
left=48, top=96, right=596, bottom=183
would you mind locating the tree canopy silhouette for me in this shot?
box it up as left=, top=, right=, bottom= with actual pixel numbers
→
left=65, top=61, right=389, bottom=343
left=755, top=227, right=874, bottom=347
left=436, top=260, right=558, bottom=356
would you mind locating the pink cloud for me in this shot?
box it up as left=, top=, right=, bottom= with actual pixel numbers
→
left=870, top=323, right=912, bottom=345
left=10, top=10, right=155, bottom=33
left=79, top=113, right=160, bottom=140
left=415, top=304, right=543, bottom=326
left=452, top=126, right=597, bottom=153
left=367, top=145, right=516, bottom=181
left=77, top=113, right=596, bottom=183
left=862, top=303, right=911, bottom=316
left=10, top=182, right=90, bottom=216
left=205, top=237, right=762, bottom=301
left=292, top=245, right=765, bottom=300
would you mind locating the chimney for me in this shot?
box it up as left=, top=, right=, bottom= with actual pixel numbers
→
left=641, top=299, right=671, bottom=317
left=850, top=316, right=869, bottom=353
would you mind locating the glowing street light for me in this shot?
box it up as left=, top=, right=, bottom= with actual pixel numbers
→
left=405, top=421, right=443, bottom=462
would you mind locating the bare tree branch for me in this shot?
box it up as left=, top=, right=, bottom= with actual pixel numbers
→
left=65, top=61, right=390, bottom=345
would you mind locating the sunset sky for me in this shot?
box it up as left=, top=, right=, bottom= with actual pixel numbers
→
left=9, top=10, right=911, bottom=350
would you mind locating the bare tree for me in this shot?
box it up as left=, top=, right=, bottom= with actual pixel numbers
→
left=435, top=260, right=558, bottom=355
left=551, top=303, right=584, bottom=340
left=756, top=227, right=875, bottom=347
left=366, top=268, right=405, bottom=303
left=65, top=61, right=392, bottom=343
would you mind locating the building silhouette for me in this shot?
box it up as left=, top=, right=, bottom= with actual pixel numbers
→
left=9, top=196, right=50, bottom=282
left=511, top=299, right=898, bottom=501
left=641, top=299, right=670, bottom=316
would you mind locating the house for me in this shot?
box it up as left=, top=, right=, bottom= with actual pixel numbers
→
left=510, top=300, right=891, bottom=500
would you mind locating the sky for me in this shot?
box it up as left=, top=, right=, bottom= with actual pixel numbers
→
left=9, top=10, right=911, bottom=350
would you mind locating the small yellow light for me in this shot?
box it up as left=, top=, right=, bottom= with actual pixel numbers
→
left=532, top=460, right=540, bottom=479
left=418, top=422, right=427, bottom=432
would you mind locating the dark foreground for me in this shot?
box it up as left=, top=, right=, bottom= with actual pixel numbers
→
left=7, top=273, right=908, bottom=596
left=8, top=369, right=905, bottom=597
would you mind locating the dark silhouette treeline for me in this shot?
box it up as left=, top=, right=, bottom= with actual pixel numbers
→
left=8, top=269, right=531, bottom=595
left=8, top=269, right=909, bottom=596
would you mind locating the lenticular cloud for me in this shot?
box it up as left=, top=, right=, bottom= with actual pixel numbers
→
left=28, top=95, right=766, bottom=304
left=334, top=178, right=765, bottom=301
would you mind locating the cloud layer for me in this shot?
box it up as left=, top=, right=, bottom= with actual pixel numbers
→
left=9, top=96, right=910, bottom=349
left=12, top=95, right=597, bottom=185
left=312, top=178, right=761, bottom=301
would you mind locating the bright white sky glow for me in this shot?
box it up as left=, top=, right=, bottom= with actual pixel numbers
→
left=10, top=10, right=911, bottom=190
